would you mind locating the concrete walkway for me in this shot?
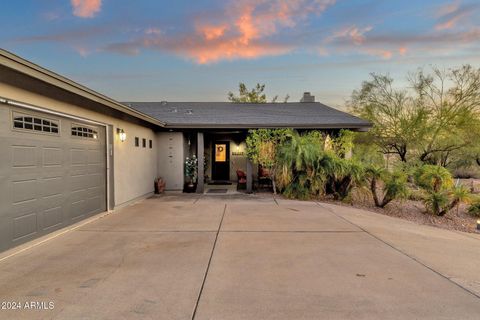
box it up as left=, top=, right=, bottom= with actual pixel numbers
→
left=0, top=194, right=479, bottom=319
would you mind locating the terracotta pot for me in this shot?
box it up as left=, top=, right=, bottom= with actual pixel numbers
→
left=154, top=177, right=166, bottom=194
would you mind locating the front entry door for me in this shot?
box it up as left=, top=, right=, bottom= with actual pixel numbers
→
left=212, top=141, right=230, bottom=181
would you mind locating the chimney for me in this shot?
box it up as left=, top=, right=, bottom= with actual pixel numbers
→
left=300, top=92, right=315, bottom=103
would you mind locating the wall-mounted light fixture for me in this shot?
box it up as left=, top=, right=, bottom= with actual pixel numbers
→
left=117, top=128, right=126, bottom=142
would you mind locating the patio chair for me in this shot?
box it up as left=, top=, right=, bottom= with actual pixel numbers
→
left=236, top=169, right=247, bottom=190
left=258, top=165, right=272, bottom=190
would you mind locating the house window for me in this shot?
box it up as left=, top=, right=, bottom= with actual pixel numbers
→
left=135, top=137, right=139, bottom=147
left=13, top=113, right=59, bottom=134
left=142, top=138, right=146, bottom=148
left=149, top=139, right=153, bottom=149
left=71, top=124, right=98, bottom=139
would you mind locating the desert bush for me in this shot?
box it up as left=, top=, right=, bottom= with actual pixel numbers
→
left=366, top=166, right=409, bottom=208
left=467, top=197, right=480, bottom=217
left=414, top=164, right=453, bottom=192
left=275, top=131, right=365, bottom=200
left=414, top=164, right=471, bottom=215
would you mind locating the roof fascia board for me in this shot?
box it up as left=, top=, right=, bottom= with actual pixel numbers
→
left=0, top=50, right=165, bottom=127
left=163, top=123, right=371, bottom=129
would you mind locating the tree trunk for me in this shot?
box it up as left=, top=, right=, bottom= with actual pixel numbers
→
left=380, top=195, right=393, bottom=208
left=370, top=178, right=381, bottom=207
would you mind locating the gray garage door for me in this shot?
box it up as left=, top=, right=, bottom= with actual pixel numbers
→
left=0, top=105, right=107, bottom=252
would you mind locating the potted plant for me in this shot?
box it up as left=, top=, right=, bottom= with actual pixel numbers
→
left=184, top=155, right=198, bottom=192
left=154, top=177, right=166, bottom=194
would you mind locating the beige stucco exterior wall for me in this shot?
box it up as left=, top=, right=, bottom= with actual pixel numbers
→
left=156, top=132, right=185, bottom=191
left=0, top=82, right=157, bottom=208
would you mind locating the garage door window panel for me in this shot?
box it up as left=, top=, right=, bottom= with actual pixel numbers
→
left=71, top=124, right=98, bottom=140
left=12, top=113, right=59, bottom=135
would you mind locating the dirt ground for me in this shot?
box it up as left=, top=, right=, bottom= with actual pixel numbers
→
left=326, top=180, right=480, bottom=233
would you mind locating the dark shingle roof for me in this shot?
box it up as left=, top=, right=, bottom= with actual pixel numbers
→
left=124, top=101, right=371, bottom=130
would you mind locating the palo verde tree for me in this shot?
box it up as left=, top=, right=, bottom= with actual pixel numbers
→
left=410, top=65, right=480, bottom=167
left=350, top=65, right=480, bottom=167
left=348, top=73, right=428, bottom=162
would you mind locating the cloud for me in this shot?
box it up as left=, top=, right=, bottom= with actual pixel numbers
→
left=104, top=0, right=336, bottom=63
left=434, top=1, right=479, bottom=30
left=144, top=28, right=162, bottom=35
left=328, top=26, right=373, bottom=45
left=71, top=0, right=101, bottom=18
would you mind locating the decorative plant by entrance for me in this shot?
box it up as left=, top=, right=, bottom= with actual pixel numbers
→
left=185, top=155, right=198, bottom=188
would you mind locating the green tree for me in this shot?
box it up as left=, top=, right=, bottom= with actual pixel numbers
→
left=228, top=83, right=290, bottom=104
left=350, top=65, right=480, bottom=167
left=228, top=83, right=267, bottom=103
left=349, top=73, right=428, bottom=162
left=410, top=65, right=480, bottom=166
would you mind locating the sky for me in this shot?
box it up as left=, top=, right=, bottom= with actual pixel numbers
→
left=2, top=0, right=480, bottom=108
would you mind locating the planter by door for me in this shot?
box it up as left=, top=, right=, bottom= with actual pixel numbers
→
left=212, top=141, right=230, bottom=181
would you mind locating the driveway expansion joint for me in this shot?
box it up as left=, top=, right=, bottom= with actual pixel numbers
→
left=315, top=201, right=480, bottom=300
left=77, top=229, right=217, bottom=233
left=219, top=230, right=364, bottom=233
left=191, top=203, right=227, bottom=320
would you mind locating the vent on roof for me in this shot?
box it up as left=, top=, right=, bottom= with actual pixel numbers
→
left=185, top=109, right=193, bottom=115
left=169, top=107, right=177, bottom=113
left=161, top=101, right=167, bottom=105
left=300, top=92, right=315, bottom=103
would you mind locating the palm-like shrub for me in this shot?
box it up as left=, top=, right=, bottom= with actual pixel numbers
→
left=414, top=164, right=470, bottom=216
left=414, top=164, right=453, bottom=192
left=325, top=156, right=365, bottom=200
left=276, top=131, right=364, bottom=200
left=366, top=166, right=409, bottom=207
left=467, top=197, right=480, bottom=217
left=276, top=131, right=325, bottom=198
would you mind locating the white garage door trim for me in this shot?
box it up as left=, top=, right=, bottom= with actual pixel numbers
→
left=0, top=97, right=112, bottom=212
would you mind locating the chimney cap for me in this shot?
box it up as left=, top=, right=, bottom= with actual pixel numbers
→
left=301, top=92, right=315, bottom=103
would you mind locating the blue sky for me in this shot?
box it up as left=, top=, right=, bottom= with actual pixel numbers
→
left=2, top=0, right=480, bottom=108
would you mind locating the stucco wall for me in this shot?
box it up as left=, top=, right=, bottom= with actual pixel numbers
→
left=156, top=132, right=184, bottom=191
left=0, top=82, right=157, bottom=207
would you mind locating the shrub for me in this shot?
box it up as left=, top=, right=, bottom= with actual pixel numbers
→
left=365, top=166, right=409, bottom=207
left=275, top=131, right=365, bottom=200
left=414, top=164, right=453, bottom=192
left=414, top=165, right=471, bottom=216
left=422, top=185, right=471, bottom=216
left=467, top=198, right=480, bottom=217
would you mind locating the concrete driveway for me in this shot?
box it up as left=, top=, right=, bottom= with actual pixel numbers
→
left=1, top=194, right=480, bottom=319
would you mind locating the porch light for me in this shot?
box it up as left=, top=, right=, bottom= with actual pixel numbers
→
left=117, top=128, right=126, bottom=142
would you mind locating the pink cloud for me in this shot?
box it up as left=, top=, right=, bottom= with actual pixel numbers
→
left=71, top=0, right=101, bottom=18
left=105, top=0, right=336, bottom=64
left=330, top=26, right=373, bottom=45
left=434, top=1, right=478, bottom=30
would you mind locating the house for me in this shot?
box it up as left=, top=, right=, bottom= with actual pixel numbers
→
left=125, top=100, right=370, bottom=194
left=0, top=49, right=370, bottom=253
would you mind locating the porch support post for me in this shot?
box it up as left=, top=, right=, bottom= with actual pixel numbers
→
left=196, top=131, right=205, bottom=193
left=246, top=158, right=253, bottom=194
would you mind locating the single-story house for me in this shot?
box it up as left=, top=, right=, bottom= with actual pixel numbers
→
left=0, top=49, right=370, bottom=252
